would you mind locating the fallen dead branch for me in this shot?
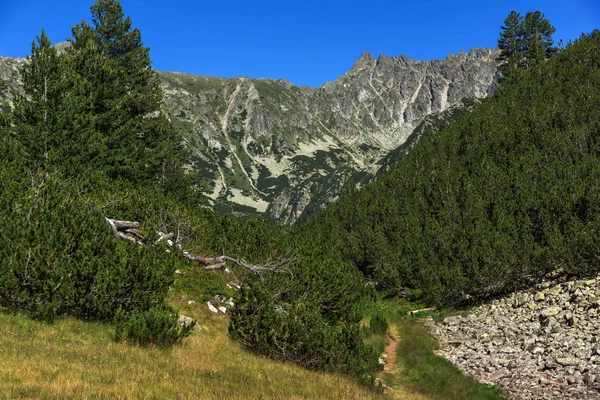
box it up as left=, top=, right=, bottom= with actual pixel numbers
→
left=184, top=251, right=296, bottom=278
left=407, top=307, right=437, bottom=316
left=106, top=218, right=144, bottom=244
left=106, top=218, right=296, bottom=278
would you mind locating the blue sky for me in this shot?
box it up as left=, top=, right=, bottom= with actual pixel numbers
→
left=1, top=1, right=598, bottom=87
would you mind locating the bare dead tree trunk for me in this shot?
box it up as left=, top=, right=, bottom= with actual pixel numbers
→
left=105, top=218, right=143, bottom=244
left=106, top=218, right=296, bottom=277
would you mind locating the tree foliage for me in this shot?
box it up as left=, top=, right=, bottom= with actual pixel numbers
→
left=3, top=0, right=193, bottom=344
left=12, top=0, right=189, bottom=192
left=0, top=174, right=176, bottom=323
left=498, top=11, right=525, bottom=73
left=12, top=30, right=62, bottom=167
left=498, top=10, right=556, bottom=76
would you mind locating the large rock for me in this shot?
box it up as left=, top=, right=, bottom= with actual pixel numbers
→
left=540, top=307, right=562, bottom=318
left=206, top=301, right=218, bottom=314
left=178, top=315, right=202, bottom=331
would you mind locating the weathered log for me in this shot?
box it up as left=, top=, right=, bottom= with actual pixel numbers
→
left=155, top=231, right=175, bottom=245
left=117, top=231, right=138, bottom=243
left=110, top=219, right=140, bottom=230
left=183, top=252, right=225, bottom=265
left=106, top=218, right=142, bottom=244
left=407, top=307, right=436, bottom=316
left=124, top=228, right=145, bottom=240
left=106, top=218, right=119, bottom=239
left=204, top=263, right=226, bottom=271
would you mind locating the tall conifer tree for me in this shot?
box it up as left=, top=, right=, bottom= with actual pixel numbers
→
left=522, top=11, right=557, bottom=67
left=68, top=0, right=188, bottom=188
left=498, top=11, right=525, bottom=74
left=498, top=10, right=556, bottom=75
left=12, top=29, right=60, bottom=166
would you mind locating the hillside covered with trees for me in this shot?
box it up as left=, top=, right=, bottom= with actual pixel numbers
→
left=299, top=26, right=600, bottom=306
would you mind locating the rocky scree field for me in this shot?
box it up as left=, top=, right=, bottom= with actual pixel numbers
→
left=428, top=275, right=600, bottom=399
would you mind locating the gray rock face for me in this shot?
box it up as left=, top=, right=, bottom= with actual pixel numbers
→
left=160, top=48, right=498, bottom=222
left=426, top=276, right=600, bottom=399
left=0, top=56, right=25, bottom=112
left=0, top=49, right=499, bottom=222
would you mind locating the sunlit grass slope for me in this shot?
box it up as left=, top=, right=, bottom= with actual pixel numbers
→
left=0, top=310, right=426, bottom=400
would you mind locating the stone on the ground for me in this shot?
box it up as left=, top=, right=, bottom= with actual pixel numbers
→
left=178, top=315, right=202, bottom=331
left=426, top=274, right=600, bottom=399
left=207, top=301, right=218, bottom=314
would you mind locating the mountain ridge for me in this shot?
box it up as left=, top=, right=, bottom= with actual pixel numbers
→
left=0, top=48, right=500, bottom=223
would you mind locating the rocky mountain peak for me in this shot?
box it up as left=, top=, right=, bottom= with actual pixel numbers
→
left=52, top=41, right=71, bottom=54
left=348, top=51, right=376, bottom=72
left=358, top=51, right=375, bottom=62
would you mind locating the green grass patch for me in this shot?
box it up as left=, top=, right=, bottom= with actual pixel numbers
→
left=364, top=332, right=389, bottom=354
left=356, top=291, right=445, bottom=324
left=168, top=265, right=234, bottom=305
left=395, top=320, right=506, bottom=400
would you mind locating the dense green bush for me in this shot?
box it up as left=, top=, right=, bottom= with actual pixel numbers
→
left=0, top=173, right=176, bottom=322
left=369, top=312, right=389, bottom=335
left=229, top=243, right=383, bottom=387
left=114, top=305, right=193, bottom=347
left=229, top=282, right=381, bottom=387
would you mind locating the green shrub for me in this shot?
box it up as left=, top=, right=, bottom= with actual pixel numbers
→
left=114, top=305, right=193, bottom=347
left=229, top=280, right=382, bottom=388
left=369, top=312, right=389, bottom=335
left=0, top=174, right=176, bottom=323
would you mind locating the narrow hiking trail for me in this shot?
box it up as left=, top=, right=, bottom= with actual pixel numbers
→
left=384, top=334, right=399, bottom=374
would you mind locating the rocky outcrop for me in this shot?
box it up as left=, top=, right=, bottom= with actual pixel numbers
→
left=427, top=276, right=600, bottom=399
left=0, top=48, right=499, bottom=222
left=0, top=56, right=24, bottom=112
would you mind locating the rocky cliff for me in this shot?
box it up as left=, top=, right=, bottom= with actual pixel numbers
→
left=0, top=48, right=499, bottom=222
left=0, top=56, right=24, bottom=113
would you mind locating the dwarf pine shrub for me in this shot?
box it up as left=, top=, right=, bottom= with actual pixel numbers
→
left=114, top=305, right=193, bottom=347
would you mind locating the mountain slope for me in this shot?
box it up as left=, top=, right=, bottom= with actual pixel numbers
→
left=0, top=48, right=499, bottom=222
left=298, top=31, right=600, bottom=306
left=160, top=49, right=498, bottom=222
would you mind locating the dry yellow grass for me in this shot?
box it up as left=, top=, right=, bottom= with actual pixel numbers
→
left=0, top=310, right=427, bottom=400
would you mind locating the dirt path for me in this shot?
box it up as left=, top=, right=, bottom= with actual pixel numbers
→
left=384, top=334, right=399, bottom=373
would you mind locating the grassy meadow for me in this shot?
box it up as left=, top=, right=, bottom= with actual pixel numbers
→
left=0, top=308, right=428, bottom=400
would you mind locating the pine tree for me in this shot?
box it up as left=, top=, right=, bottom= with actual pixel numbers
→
left=498, top=11, right=525, bottom=74
left=522, top=11, right=557, bottom=67
left=12, top=29, right=60, bottom=166
left=68, top=0, right=189, bottom=188
left=498, top=10, right=556, bottom=75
